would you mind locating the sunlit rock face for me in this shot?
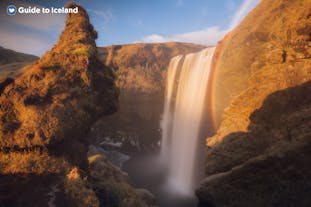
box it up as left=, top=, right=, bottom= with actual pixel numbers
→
left=98, top=42, right=206, bottom=94
left=0, top=4, right=150, bottom=207
left=198, top=0, right=311, bottom=206
left=212, top=0, right=311, bottom=127
left=0, top=3, right=118, bottom=148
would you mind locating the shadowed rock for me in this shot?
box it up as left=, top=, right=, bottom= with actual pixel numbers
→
left=198, top=0, right=311, bottom=206
left=197, top=81, right=311, bottom=207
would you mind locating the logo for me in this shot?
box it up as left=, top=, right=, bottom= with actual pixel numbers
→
left=7, top=5, right=17, bottom=15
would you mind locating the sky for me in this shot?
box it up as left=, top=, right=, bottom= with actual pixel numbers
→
left=0, top=0, right=260, bottom=56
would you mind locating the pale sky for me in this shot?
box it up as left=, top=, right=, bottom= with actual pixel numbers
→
left=0, top=0, right=260, bottom=55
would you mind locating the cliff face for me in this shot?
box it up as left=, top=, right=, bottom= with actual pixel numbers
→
left=98, top=42, right=205, bottom=94
left=198, top=81, right=311, bottom=207
left=90, top=43, right=205, bottom=153
left=0, top=3, right=151, bottom=207
left=212, top=0, right=311, bottom=125
left=198, top=0, right=311, bottom=206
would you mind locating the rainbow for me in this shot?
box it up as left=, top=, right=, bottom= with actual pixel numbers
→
left=206, top=38, right=227, bottom=131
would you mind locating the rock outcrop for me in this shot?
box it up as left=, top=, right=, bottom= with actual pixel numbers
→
left=88, top=148, right=156, bottom=207
left=0, top=3, right=119, bottom=149
left=198, top=0, right=311, bottom=206
left=0, top=3, right=151, bottom=207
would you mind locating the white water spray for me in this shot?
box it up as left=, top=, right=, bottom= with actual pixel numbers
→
left=160, top=47, right=215, bottom=195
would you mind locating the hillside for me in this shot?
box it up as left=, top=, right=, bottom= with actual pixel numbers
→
left=0, top=46, right=38, bottom=65
left=212, top=0, right=311, bottom=124
left=0, top=3, right=153, bottom=207
left=0, top=46, right=38, bottom=78
left=197, top=0, right=311, bottom=206
left=98, top=42, right=206, bottom=94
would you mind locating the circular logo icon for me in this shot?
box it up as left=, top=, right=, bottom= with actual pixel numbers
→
left=7, top=5, right=17, bottom=15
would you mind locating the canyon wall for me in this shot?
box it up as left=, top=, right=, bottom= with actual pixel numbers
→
left=98, top=42, right=205, bottom=94
left=212, top=0, right=311, bottom=125
left=198, top=0, right=311, bottom=206
left=91, top=43, right=206, bottom=153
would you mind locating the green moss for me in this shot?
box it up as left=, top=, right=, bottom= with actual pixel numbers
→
left=72, top=46, right=96, bottom=57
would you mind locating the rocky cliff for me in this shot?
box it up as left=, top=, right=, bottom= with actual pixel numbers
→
left=0, top=42, right=206, bottom=155
left=89, top=43, right=205, bottom=153
left=98, top=43, right=205, bottom=94
left=212, top=0, right=311, bottom=125
left=0, top=3, right=153, bottom=207
left=198, top=0, right=311, bottom=206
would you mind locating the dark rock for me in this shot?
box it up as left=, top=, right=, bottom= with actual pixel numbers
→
left=134, top=188, right=156, bottom=207
left=0, top=77, right=14, bottom=95
left=88, top=153, right=155, bottom=207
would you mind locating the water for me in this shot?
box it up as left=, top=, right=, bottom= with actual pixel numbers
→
left=123, top=152, right=199, bottom=207
left=160, top=47, right=216, bottom=195
left=160, top=55, right=183, bottom=162
left=94, top=47, right=216, bottom=206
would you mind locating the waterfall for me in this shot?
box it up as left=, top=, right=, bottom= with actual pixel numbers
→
left=160, top=47, right=215, bottom=195
left=160, top=55, right=183, bottom=162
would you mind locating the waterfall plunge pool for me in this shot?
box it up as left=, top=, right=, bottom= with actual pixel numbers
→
left=123, top=152, right=199, bottom=207
left=124, top=47, right=216, bottom=207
